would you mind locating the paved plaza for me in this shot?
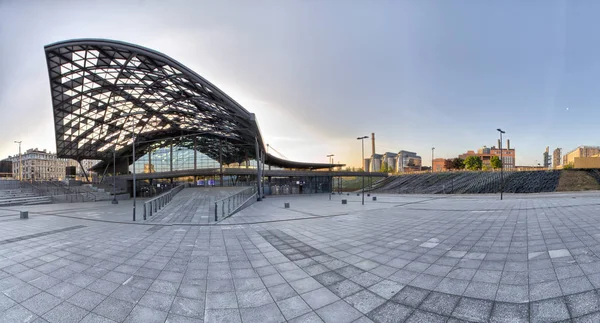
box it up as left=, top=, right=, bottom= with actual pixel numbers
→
left=1, top=191, right=600, bottom=322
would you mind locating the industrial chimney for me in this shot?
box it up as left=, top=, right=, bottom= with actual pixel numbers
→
left=507, top=139, right=510, bottom=150
left=371, top=133, right=375, bottom=156
left=497, top=139, right=501, bottom=149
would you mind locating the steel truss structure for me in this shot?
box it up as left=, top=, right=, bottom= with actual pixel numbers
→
left=44, top=39, right=337, bottom=170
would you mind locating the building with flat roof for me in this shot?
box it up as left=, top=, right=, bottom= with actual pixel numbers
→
left=459, top=140, right=515, bottom=170
left=553, top=148, right=561, bottom=169
left=562, top=146, right=600, bottom=166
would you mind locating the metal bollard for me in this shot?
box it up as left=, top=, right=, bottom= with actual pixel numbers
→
left=284, top=202, right=290, bottom=208
left=214, top=203, right=218, bottom=221
left=372, top=196, right=377, bottom=201
left=20, top=211, right=28, bottom=219
left=342, top=199, right=347, bottom=204
left=143, top=204, right=147, bottom=220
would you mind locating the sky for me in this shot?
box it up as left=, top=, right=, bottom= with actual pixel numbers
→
left=1, top=0, right=600, bottom=167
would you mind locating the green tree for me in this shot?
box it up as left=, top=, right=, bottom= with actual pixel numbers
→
left=490, top=156, right=502, bottom=169
left=464, top=156, right=483, bottom=170
left=563, top=163, right=574, bottom=170
left=451, top=158, right=465, bottom=170
left=380, top=162, right=390, bottom=173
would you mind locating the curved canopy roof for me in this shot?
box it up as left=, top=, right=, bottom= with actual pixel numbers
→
left=44, top=39, right=341, bottom=170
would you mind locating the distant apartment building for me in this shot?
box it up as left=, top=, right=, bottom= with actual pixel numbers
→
left=563, top=146, right=600, bottom=166
left=553, top=148, right=561, bottom=169
left=396, top=151, right=422, bottom=172
left=3, top=148, right=99, bottom=181
left=459, top=140, right=515, bottom=170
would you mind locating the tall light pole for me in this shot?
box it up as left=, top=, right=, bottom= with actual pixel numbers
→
left=357, top=136, right=369, bottom=205
left=497, top=128, right=505, bottom=200
left=13, top=141, right=21, bottom=181
left=122, top=112, right=144, bottom=221
left=112, top=147, right=118, bottom=204
left=431, top=147, right=435, bottom=173
left=327, top=154, right=334, bottom=200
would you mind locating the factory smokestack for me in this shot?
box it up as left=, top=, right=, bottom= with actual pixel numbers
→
left=371, top=133, right=375, bottom=156
left=497, top=139, right=501, bottom=149
left=507, top=139, right=510, bottom=150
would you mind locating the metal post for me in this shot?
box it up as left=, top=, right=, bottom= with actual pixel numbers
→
left=112, top=148, right=118, bottom=204
left=497, top=128, right=505, bottom=200
left=327, top=154, right=334, bottom=200
left=255, top=137, right=262, bottom=201
left=132, top=119, right=136, bottom=222
left=357, top=136, right=368, bottom=205
left=431, top=147, right=435, bottom=173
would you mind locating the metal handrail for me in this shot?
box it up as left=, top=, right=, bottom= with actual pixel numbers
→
left=214, top=186, right=257, bottom=222
left=142, top=183, right=187, bottom=220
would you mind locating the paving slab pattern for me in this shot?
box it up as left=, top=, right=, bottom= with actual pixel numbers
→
left=1, top=192, right=600, bottom=322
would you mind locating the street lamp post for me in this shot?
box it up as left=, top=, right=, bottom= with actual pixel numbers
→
left=497, top=128, right=505, bottom=200
left=13, top=141, right=21, bottom=181
left=431, top=147, right=435, bottom=173
left=112, top=147, right=118, bottom=204
left=357, top=136, right=369, bottom=205
left=327, top=154, right=334, bottom=200
left=122, top=112, right=144, bottom=221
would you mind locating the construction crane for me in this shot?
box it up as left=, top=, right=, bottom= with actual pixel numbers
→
left=266, top=144, right=288, bottom=159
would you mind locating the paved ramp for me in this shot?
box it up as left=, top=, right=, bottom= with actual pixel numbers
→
left=146, top=186, right=249, bottom=224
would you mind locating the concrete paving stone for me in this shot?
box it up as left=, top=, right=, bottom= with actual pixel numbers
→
left=345, top=289, right=386, bottom=314
left=419, top=292, right=460, bottom=317
left=530, top=297, right=570, bottom=323
left=0, top=304, right=38, bottom=322
left=79, top=313, right=118, bottom=323
left=237, top=288, right=273, bottom=308
left=304, top=264, right=330, bottom=276
left=496, top=284, right=528, bottom=303
left=124, top=275, right=154, bottom=290
left=317, top=300, right=363, bottom=323
left=565, top=290, right=600, bottom=318
left=314, top=271, right=346, bottom=286
left=268, top=283, right=297, bottom=301
left=530, top=280, right=563, bottom=302
left=556, top=264, right=585, bottom=280
left=66, top=289, right=106, bottom=311
left=447, top=268, right=477, bottom=280
left=391, top=285, right=430, bottom=308
left=234, top=278, right=265, bottom=291
left=574, top=311, right=600, bottom=323
left=42, top=302, right=88, bottom=323
left=367, top=301, right=413, bottom=323
left=500, top=271, right=528, bottom=285
left=387, top=269, right=419, bottom=284
left=262, top=273, right=286, bottom=287
left=289, top=277, right=323, bottom=294
left=288, top=311, right=325, bottom=323
left=28, top=275, right=61, bottom=290
left=560, top=276, right=594, bottom=295
left=177, top=285, right=206, bottom=299
left=368, top=279, right=404, bottom=299
left=301, top=287, right=339, bottom=309
left=405, top=309, right=447, bottom=323
left=138, top=290, right=175, bottom=312
left=328, top=279, right=364, bottom=298
left=207, top=279, right=234, bottom=292
left=434, top=278, right=470, bottom=296
left=409, top=274, right=442, bottom=290
left=490, top=302, right=529, bottom=323
left=370, top=265, right=398, bottom=278
left=206, top=291, right=238, bottom=309
left=110, top=285, right=146, bottom=304
left=46, top=281, right=81, bottom=300
left=472, top=269, right=502, bottom=284
left=239, top=303, right=284, bottom=323
left=336, top=265, right=365, bottom=278
left=549, top=249, right=572, bottom=259
left=123, top=304, right=168, bottom=323
left=21, top=292, right=62, bottom=316
left=3, top=281, right=41, bottom=302
left=463, top=281, right=498, bottom=301
left=529, top=268, right=557, bottom=284
left=451, top=297, right=493, bottom=323
left=205, top=308, right=241, bottom=323
left=277, top=295, right=312, bottom=320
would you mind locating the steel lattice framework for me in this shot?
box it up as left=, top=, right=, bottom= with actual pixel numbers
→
left=44, top=39, right=339, bottom=170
